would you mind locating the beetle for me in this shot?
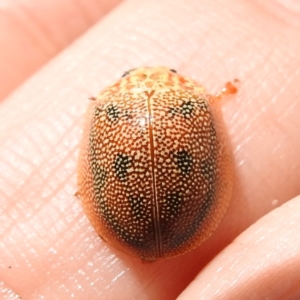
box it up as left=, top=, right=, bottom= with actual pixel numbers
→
left=77, top=67, right=236, bottom=261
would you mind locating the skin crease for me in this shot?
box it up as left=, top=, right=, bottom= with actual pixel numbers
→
left=0, top=0, right=300, bottom=299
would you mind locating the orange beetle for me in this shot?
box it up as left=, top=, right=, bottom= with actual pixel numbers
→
left=77, top=67, right=236, bottom=261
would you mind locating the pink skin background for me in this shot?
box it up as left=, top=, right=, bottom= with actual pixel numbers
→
left=0, top=0, right=300, bottom=299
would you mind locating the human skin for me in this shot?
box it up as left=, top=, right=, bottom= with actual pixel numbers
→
left=0, top=0, right=121, bottom=101
left=1, top=0, right=300, bottom=299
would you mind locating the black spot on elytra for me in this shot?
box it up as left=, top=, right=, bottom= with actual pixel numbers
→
left=180, top=101, right=194, bottom=118
left=92, top=165, right=107, bottom=190
left=160, top=191, right=183, bottom=232
left=89, top=139, right=107, bottom=190
left=200, top=158, right=215, bottom=181
left=168, top=186, right=216, bottom=250
left=173, top=150, right=193, bottom=175
left=114, top=153, right=132, bottom=181
left=106, top=104, right=119, bottom=122
left=170, top=69, right=177, bottom=73
left=198, top=100, right=208, bottom=110
left=168, top=107, right=177, bottom=117
left=168, top=101, right=194, bottom=118
left=128, top=195, right=145, bottom=221
left=103, top=194, right=155, bottom=252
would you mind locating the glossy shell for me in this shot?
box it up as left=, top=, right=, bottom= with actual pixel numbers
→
left=77, top=67, right=233, bottom=260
